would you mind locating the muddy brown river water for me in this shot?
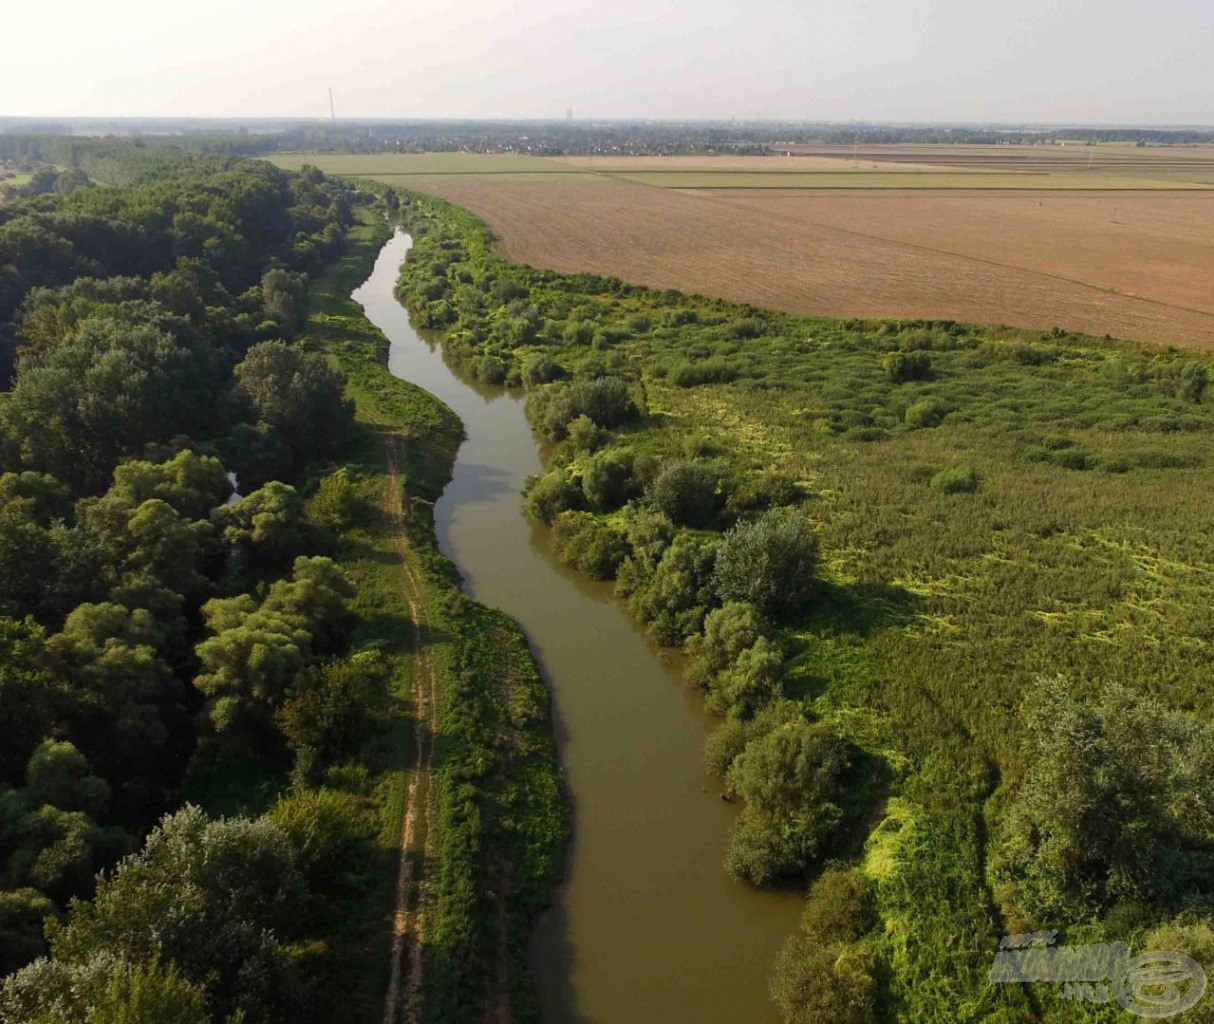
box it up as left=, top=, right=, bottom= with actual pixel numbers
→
left=353, top=230, right=800, bottom=1024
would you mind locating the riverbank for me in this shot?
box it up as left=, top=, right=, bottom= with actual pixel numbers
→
left=305, top=207, right=566, bottom=1023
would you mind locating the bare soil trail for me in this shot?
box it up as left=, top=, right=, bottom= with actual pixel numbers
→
left=382, top=438, right=439, bottom=1024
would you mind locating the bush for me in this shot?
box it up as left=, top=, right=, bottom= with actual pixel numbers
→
left=771, top=938, right=878, bottom=1024
left=521, top=352, right=562, bottom=388
left=929, top=467, right=981, bottom=494
left=799, top=867, right=878, bottom=943
left=550, top=513, right=629, bottom=580
left=706, top=636, right=783, bottom=718
left=647, top=461, right=718, bottom=527
left=713, top=508, right=819, bottom=619
left=619, top=532, right=719, bottom=644
left=882, top=350, right=932, bottom=383
left=904, top=398, right=949, bottom=428
left=572, top=375, right=638, bottom=427
left=566, top=415, right=608, bottom=453
left=525, top=469, right=584, bottom=523
left=581, top=448, right=637, bottom=511
left=724, top=721, right=850, bottom=885
left=671, top=359, right=738, bottom=388
left=686, top=601, right=765, bottom=687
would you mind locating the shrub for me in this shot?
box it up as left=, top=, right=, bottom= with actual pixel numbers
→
left=307, top=468, right=368, bottom=531
left=620, top=532, right=719, bottom=644
left=581, top=448, right=637, bottom=511
left=647, top=461, right=718, bottom=527
left=550, top=512, right=629, bottom=580
left=725, top=472, right=802, bottom=515
left=725, top=721, right=850, bottom=885
left=1181, top=361, right=1209, bottom=403
left=713, top=508, right=819, bottom=619
left=571, top=375, right=638, bottom=427
left=929, top=467, right=981, bottom=494
left=882, top=350, right=932, bottom=383
left=566, top=415, right=608, bottom=453
left=521, top=352, right=562, bottom=388
left=706, top=636, right=783, bottom=718
left=771, top=938, right=878, bottom=1024
left=671, top=359, right=737, bottom=388
left=524, top=469, right=584, bottom=523
left=799, top=867, right=878, bottom=943
left=904, top=398, right=949, bottom=428
left=686, top=601, right=765, bottom=687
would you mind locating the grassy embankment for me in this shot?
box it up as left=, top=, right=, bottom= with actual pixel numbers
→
left=393, top=190, right=1214, bottom=1023
left=192, top=205, right=565, bottom=1023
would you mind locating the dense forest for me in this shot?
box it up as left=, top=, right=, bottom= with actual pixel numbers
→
left=394, top=192, right=1214, bottom=1023
left=0, top=155, right=403, bottom=1021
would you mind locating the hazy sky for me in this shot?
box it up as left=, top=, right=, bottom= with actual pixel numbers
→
left=5, top=0, right=1212, bottom=123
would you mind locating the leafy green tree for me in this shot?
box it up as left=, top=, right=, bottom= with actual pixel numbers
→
left=24, top=741, right=109, bottom=818
left=0, top=619, right=61, bottom=784
left=713, top=507, right=819, bottom=620
left=0, top=494, right=59, bottom=618
left=195, top=557, right=352, bottom=732
left=233, top=341, right=352, bottom=472
left=211, top=481, right=312, bottom=570
left=48, top=806, right=307, bottom=1022
left=994, top=679, right=1214, bottom=919
left=581, top=448, right=637, bottom=511
left=0, top=316, right=208, bottom=491
left=277, top=654, right=388, bottom=785
left=725, top=720, right=850, bottom=885
left=106, top=451, right=231, bottom=521
left=0, top=887, right=55, bottom=975
left=1, top=953, right=208, bottom=1024
left=260, top=268, right=309, bottom=336
left=46, top=604, right=173, bottom=778
left=647, top=461, right=718, bottom=527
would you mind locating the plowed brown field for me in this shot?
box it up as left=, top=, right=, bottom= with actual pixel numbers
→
left=407, top=176, right=1214, bottom=347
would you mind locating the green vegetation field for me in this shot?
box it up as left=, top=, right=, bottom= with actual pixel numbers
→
left=614, top=170, right=1214, bottom=190
left=267, top=150, right=1214, bottom=190
left=395, top=190, right=1214, bottom=1024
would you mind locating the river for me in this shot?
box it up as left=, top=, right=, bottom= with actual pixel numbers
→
left=353, top=229, right=800, bottom=1024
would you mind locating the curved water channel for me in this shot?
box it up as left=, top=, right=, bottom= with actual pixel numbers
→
left=353, top=230, right=801, bottom=1024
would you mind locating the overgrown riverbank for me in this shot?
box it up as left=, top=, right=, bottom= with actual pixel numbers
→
left=392, top=189, right=1214, bottom=1024
left=304, top=208, right=566, bottom=1023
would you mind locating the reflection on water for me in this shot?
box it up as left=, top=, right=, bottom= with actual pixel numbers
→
left=353, top=230, right=800, bottom=1024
